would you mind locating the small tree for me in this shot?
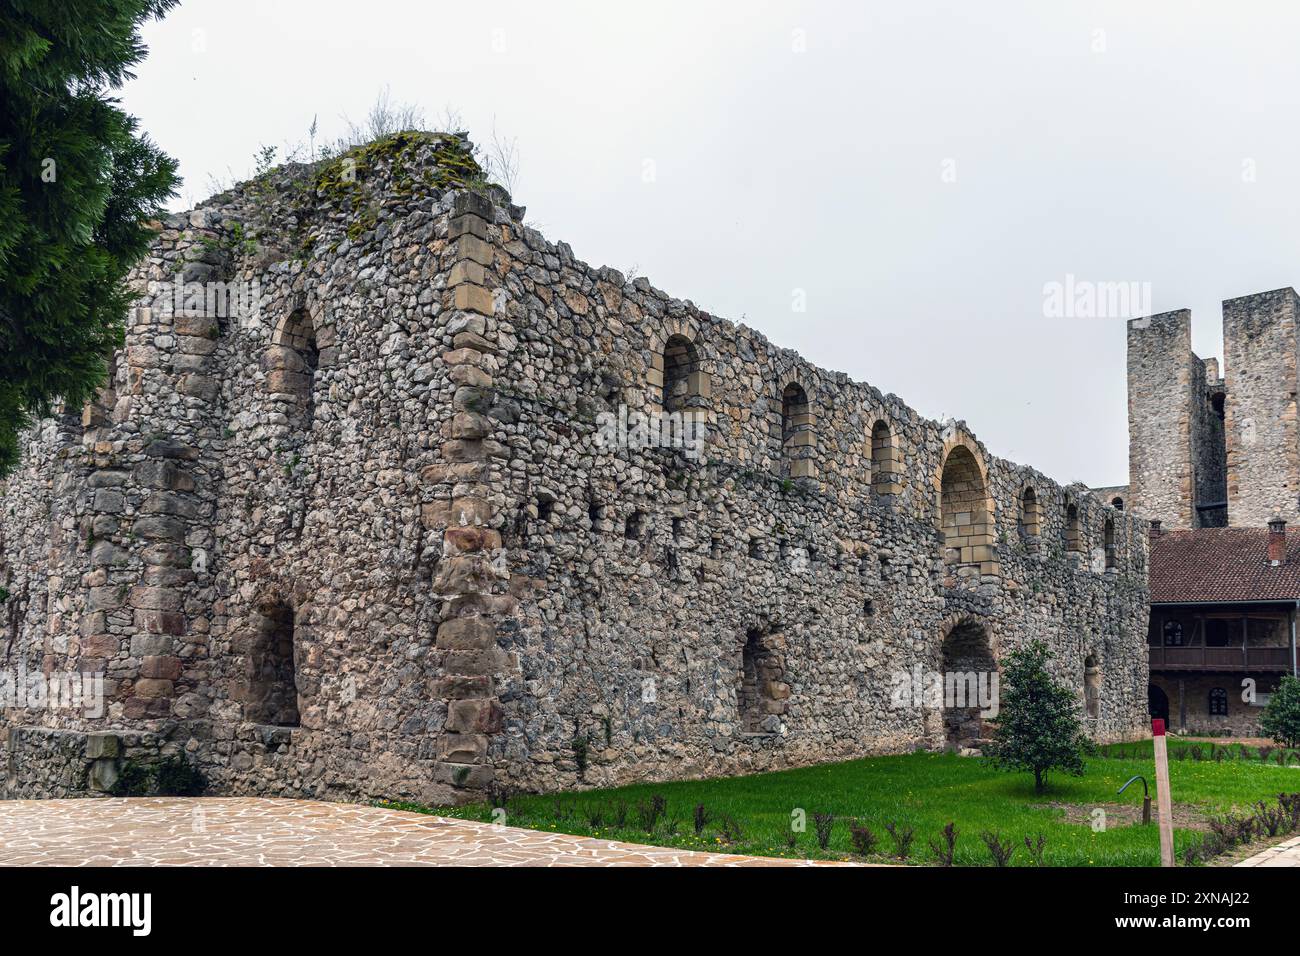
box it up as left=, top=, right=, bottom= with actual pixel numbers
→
left=1259, top=675, right=1300, bottom=749
left=986, top=640, right=1089, bottom=793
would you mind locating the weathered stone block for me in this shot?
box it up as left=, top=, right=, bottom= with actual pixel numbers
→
left=445, top=698, right=503, bottom=734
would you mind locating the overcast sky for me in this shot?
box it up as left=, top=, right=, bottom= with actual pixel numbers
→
left=121, top=0, right=1300, bottom=487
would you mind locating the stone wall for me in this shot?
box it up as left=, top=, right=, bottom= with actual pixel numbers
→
left=1, top=134, right=1152, bottom=804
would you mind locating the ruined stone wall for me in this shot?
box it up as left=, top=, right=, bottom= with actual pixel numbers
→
left=1, top=135, right=1151, bottom=803
left=1223, top=288, right=1300, bottom=528
left=477, top=204, right=1152, bottom=792
left=3, top=136, right=489, bottom=804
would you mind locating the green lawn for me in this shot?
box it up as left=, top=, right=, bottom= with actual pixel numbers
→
left=387, top=744, right=1300, bottom=866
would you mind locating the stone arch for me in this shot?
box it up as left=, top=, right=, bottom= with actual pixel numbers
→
left=870, top=419, right=901, bottom=494
left=937, top=616, right=998, bottom=748
left=1111, top=496, right=1125, bottom=511
left=1084, top=653, right=1102, bottom=719
left=779, top=379, right=816, bottom=479
left=1065, top=501, right=1083, bottom=553
left=647, top=319, right=709, bottom=416
left=1018, top=484, right=1041, bottom=539
left=265, top=307, right=321, bottom=422
left=937, top=437, right=996, bottom=576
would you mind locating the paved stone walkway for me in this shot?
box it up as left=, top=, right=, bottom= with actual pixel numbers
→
left=0, top=798, right=831, bottom=867
left=1236, top=834, right=1300, bottom=868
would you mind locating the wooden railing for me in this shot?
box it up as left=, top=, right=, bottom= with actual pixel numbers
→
left=1148, top=645, right=1294, bottom=671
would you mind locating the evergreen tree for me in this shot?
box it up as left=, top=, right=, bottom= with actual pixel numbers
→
left=0, top=0, right=179, bottom=473
left=987, top=640, right=1090, bottom=793
left=1259, top=675, right=1300, bottom=749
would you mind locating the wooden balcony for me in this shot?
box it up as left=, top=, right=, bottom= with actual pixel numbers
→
left=1148, top=645, right=1294, bottom=672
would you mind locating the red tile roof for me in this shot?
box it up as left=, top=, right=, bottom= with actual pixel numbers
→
left=1150, top=528, right=1300, bottom=604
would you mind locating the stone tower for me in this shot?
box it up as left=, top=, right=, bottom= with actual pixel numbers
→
left=1222, top=288, right=1300, bottom=527
left=1125, top=289, right=1300, bottom=529
left=1126, top=310, right=1225, bottom=528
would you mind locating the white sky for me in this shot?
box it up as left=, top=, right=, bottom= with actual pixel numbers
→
left=121, top=0, right=1300, bottom=487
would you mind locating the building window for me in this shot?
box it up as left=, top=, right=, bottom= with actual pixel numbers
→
left=1111, top=496, right=1124, bottom=511
left=1065, top=503, right=1083, bottom=553
left=780, top=382, right=814, bottom=478
left=268, top=308, right=320, bottom=425
left=660, top=334, right=704, bottom=413
left=871, top=420, right=897, bottom=493
left=1208, top=687, right=1228, bottom=716
left=1018, top=486, right=1041, bottom=539
left=1104, top=517, right=1116, bottom=569
left=1162, top=620, right=1184, bottom=646
left=1205, top=619, right=1233, bottom=648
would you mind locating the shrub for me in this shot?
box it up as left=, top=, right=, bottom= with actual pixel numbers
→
left=980, top=830, right=1016, bottom=867
left=884, top=821, right=915, bottom=860
left=985, top=641, right=1089, bottom=793
left=813, top=812, right=835, bottom=850
left=693, top=803, right=710, bottom=836
left=1260, top=676, right=1300, bottom=749
left=635, top=794, right=667, bottom=832
left=1023, top=832, right=1047, bottom=866
left=928, top=822, right=958, bottom=866
left=849, top=822, right=878, bottom=856
left=716, top=813, right=744, bottom=844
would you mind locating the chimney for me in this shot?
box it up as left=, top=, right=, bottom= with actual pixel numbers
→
left=1149, top=520, right=1162, bottom=538
left=1268, top=515, right=1287, bottom=566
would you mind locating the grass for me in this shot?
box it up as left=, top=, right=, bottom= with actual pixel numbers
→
left=385, top=743, right=1300, bottom=866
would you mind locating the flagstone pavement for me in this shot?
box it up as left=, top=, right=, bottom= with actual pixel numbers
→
left=0, top=797, right=842, bottom=867
left=1235, top=834, right=1300, bottom=867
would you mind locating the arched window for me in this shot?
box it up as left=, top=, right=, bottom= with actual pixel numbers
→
left=1111, top=496, right=1125, bottom=511
left=1208, top=687, right=1228, bottom=717
left=267, top=308, right=320, bottom=424
left=1018, top=486, right=1041, bottom=538
left=871, top=420, right=898, bottom=494
left=780, top=382, right=815, bottom=478
left=1065, top=503, right=1083, bottom=553
left=660, top=334, right=703, bottom=414
left=245, top=598, right=300, bottom=727
left=1084, top=654, right=1102, bottom=719
left=1104, top=517, right=1116, bottom=569
left=940, top=445, right=993, bottom=570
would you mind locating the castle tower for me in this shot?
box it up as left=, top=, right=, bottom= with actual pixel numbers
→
left=1127, top=310, right=1204, bottom=528
left=1222, top=288, right=1300, bottom=527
